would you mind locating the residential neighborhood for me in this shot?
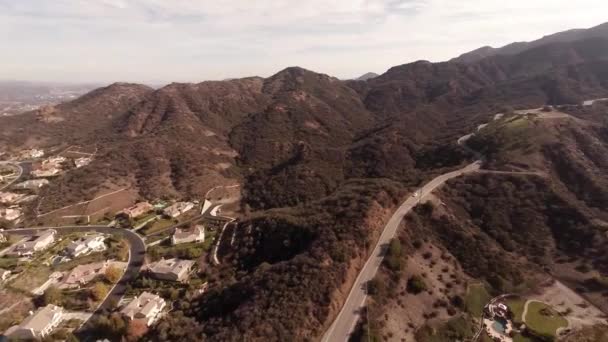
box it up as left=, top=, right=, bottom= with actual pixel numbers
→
left=0, top=147, right=235, bottom=340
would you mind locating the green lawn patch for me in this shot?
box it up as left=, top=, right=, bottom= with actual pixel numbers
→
left=9, top=266, right=52, bottom=292
left=513, top=333, right=536, bottom=342
left=507, top=298, right=526, bottom=324
left=525, top=301, right=568, bottom=337
left=140, top=218, right=176, bottom=236
left=464, top=283, right=490, bottom=318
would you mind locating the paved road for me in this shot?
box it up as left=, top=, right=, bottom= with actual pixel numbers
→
left=5, top=226, right=146, bottom=323
left=321, top=160, right=481, bottom=342
left=0, top=161, right=23, bottom=191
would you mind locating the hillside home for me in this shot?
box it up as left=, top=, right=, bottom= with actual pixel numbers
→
left=11, top=229, right=56, bottom=257
left=163, top=202, right=195, bottom=218
left=121, top=292, right=166, bottom=326
left=75, top=157, right=92, bottom=168
left=145, top=258, right=195, bottom=282
left=0, top=192, right=24, bottom=205
left=0, top=268, right=11, bottom=281
left=120, top=202, right=154, bottom=219
left=14, top=179, right=49, bottom=190
left=60, top=261, right=108, bottom=289
left=0, top=230, right=6, bottom=243
left=5, top=304, right=64, bottom=339
left=65, top=234, right=106, bottom=257
left=0, top=206, right=23, bottom=222
left=171, top=225, right=205, bottom=245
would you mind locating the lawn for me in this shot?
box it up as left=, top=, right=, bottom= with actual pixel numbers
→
left=524, top=301, right=568, bottom=337
left=513, top=333, right=536, bottom=342
left=140, top=218, right=176, bottom=236
left=507, top=298, right=526, bottom=323
left=464, top=283, right=490, bottom=318
left=9, top=266, right=52, bottom=292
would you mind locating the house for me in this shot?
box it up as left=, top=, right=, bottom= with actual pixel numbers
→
left=60, top=261, right=108, bottom=289
left=20, top=149, right=44, bottom=159
left=144, top=258, right=195, bottom=282
left=163, top=202, right=195, bottom=218
left=65, top=234, right=106, bottom=257
left=120, top=202, right=154, bottom=219
left=121, top=292, right=166, bottom=326
left=0, top=230, right=6, bottom=243
left=0, top=268, right=11, bottom=281
left=171, top=225, right=205, bottom=245
left=74, top=157, right=92, bottom=168
left=0, top=191, right=26, bottom=204
left=5, top=304, right=63, bottom=339
left=14, top=179, right=49, bottom=190
left=10, top=229, right=56, bottom=257
left=31, top=168, right=61, bottom=178
left=0, top=206, right=23, bottom=222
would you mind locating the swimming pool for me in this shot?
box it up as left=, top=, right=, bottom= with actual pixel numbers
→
left=492, top=319, right=507, bottom=334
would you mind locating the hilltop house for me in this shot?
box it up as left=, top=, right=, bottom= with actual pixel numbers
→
left=120, top=202, right=154, bottom=219
left=144, top=258, right=195, bottom=282
left=0, top=191, right=25, bottom=204
left=171, top=225, right=205, bottom=245
left=60, top=261, right=108, bottom=289
left=0, top=206, right=22, bottom=222
left=5, top=304, right=64, bottom=339
left=163, top=202, right=195, bottom=218
left=75, top=157, right=92, bottom=168
left=0, top=268, right=11, bottom=281
left=65, top=235, right=106, bottom=257
left=121, top=292, right=166, bottom=326
left=10, top=229, right=56, bottom=257
left=0, top=230, right=6, bottom=243
left=14, top=179, right=49, bottom=190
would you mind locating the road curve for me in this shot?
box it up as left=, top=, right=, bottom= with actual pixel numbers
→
left=5, top=226, right=146, bottom=321
left=322, top=160, right=481, bottom=342
left=0, top=161, right=24, bottom=192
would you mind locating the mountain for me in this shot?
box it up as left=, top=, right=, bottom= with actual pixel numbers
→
left=2, top=30, right=608, bottom=341
left=355, top=72, right=379, bottom=81
left=451, top=21, right=608, bottom=63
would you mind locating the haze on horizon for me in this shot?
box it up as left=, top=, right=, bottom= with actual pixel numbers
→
left=1, top=0, right=607, bottom=84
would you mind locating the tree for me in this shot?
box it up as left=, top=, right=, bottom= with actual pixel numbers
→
left=91, top=282, right=109, bottom=301
left=126, top=318, right=148, bottom=341
left=42, top=286, right=62, bottom=305
left=105, top=265, right=122, bottom=284
left=407, top=275, right=427, bottom=294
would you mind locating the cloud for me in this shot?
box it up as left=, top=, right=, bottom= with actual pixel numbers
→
left=0, top=0, right=607, bottom=83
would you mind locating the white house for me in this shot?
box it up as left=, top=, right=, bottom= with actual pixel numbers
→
left=65, top=235, right=106, bottom=257
left=0, top=268, right=11, bottom=281
left=5, top=304, right=64, bottom=339
left=171, top=225, right=205, bottom=245
left=11, top=230, right=56, bottom=257
left=163, top=202, right=195, bottom=218
left=144, top=258, right=195, bottom=282
left=0, top=206, right=22, bottom=222
left=121, top=292, right=166, bottom=326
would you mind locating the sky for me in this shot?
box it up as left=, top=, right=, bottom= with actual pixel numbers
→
left=1, top=0, right=607, bottom=84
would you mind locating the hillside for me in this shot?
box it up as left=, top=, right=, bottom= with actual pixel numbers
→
left=2, top=31, right=608, bottom=342
left=451, top=21, right=608, bottom=63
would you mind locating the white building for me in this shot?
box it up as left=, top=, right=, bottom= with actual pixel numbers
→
left=0, top=268, right=11, bottom=281
left=0, top=206, right=23, bottom=222
left=14, top=179, right=49, bottom=190
left=121, top=292, right=166, bottom=326
left=11, top=229, right=56, bottom=257
left=65, top=235, right=106, bottom=257
left=75, top=157, right=92, bottom=168
left=31, top=168, right=61, bottom=178
left=0, top=191, right=25, bottom=204
left=5, top=304, right=64, bottom=339
left=145, top=258, right=195, bottom=282
left=163, top=202, right=195, bottom=218
left=20, top=149, right=45, bottom=159
left=171, top=225, right=205, bottom=245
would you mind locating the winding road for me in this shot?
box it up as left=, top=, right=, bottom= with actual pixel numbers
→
left=321, top=160, right=482, bottom=342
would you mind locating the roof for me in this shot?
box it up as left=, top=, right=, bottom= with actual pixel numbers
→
left=173, top=225, right=203, bottom=240
left=18, top=304, right=63, bottom=332
left=147, top=258, right=194, bottom=277
left=121, top=292, right=165, bottom=318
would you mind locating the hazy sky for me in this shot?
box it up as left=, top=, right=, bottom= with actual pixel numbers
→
left=1, top=0, right=607, bottom=84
